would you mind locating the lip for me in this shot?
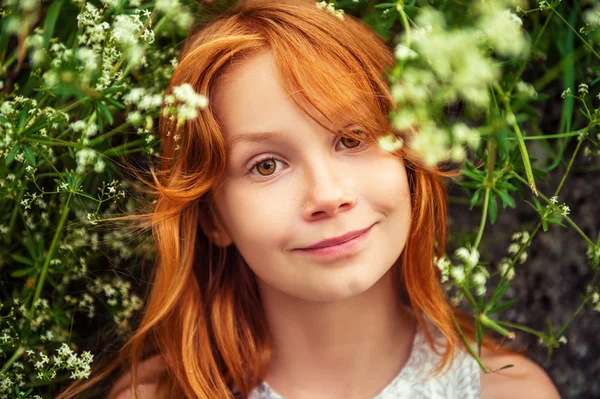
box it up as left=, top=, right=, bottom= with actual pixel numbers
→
left=293, top=223, right=375, bottom=259
left=299, top=225, right=374, bottom=250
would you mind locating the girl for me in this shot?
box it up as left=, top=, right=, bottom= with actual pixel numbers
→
left=58, top=0, right=560, bottom=398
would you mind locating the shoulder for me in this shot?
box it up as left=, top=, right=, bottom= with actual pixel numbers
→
left=478, top=346, right=561, bottom=399
left=108, top=355, right=167, bottom=399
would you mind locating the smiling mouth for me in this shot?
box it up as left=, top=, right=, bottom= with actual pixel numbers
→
left=297, top=225, right=374, bottom=250
left=293, top=223, right=375, bottom=258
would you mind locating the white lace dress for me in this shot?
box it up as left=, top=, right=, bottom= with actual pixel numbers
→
left=241, top=319, right=481, bottom=399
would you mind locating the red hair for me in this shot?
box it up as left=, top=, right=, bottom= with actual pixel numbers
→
left=57, top=0, right=522, bottom=398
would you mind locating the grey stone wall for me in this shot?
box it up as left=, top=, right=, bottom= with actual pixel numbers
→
left=447, top=149, right=599, bottom=399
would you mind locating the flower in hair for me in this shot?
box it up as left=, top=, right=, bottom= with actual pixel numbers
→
left=378, top=133, right=404, bottom=153
left=315, top=1, right=345, bottom=20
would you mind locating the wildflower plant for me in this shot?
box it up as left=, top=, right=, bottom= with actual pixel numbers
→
left=0, top=0, right=598, bottom=397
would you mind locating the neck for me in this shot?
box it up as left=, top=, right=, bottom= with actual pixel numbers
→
left=257, top=268, right=418, bottom=399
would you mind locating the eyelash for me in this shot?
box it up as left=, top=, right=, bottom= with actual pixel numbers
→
left=246, top=133, right=368, bottom=180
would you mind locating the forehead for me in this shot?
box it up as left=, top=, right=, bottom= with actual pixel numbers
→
left=211, top=49, right=338, bottom=140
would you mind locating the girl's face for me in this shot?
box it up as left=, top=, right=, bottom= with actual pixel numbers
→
left=205, top=49, right=412, bottom=303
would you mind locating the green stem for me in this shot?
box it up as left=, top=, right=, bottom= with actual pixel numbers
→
left=556, top=285, right=594, bottom=337
left=30, top=193, right=72, bottom=314
left=88, top=121, right=133, bottom=147
left=550, top=7, right=600, bottom=61
left=23, top=136, right=83, bottom=149
left=554, top=128, right=586, bottom=196
left=479, top=314, right=515, bottom=339
left=512, top=173, right=595, bottom=247
left=103, top=139, right=145, bottom=157
left=396, top=2, right=412, bottom=45
left=0, top=346, right=25, bottom=374
left=507, top=128, right=587, bottom=141
left=484, top=222, right=541, bottom=313
left=494, top=83, right=537, bottom=195
left=495, top=320, right=545, bottom=338
left=461, top=286, right=479, bottom=310
left=473, top=188, right=490, bottom=249
left=451, top=312, right=489, bottom=372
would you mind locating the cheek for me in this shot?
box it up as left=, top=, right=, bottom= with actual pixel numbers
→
left=215, top=179, right=296, bottom=250
left=357, top=155, right=411, bottom=214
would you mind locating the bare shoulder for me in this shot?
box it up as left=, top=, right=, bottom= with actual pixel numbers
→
left=108, top=355, right=167, bottom=399
left=479, top=346, right=561, bottom=399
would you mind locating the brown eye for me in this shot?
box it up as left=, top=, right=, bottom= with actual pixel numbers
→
left=255, top=159, right=276, bottom=176
left=340, top=136, right=361, bottom=149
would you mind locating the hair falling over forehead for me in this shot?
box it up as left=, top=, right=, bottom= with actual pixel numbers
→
left=58, top=0, right=523, bottom=398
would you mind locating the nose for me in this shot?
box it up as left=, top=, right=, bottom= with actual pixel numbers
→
left=301, top=155, right=357, bottom=220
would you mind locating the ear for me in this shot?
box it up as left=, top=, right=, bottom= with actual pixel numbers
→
left=198, top=202, right=233, bottom=248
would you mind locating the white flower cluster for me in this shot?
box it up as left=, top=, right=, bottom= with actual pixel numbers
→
left=65, top=293, right=95, bottom=318
left=583, top=5, right=600, bottom=29
left=24, top=27, right=46, bottom=67
left=476, top=6, right=528, bottom=58
left=436, top=246, right=489, bottom=296
left=389, top=1, right=530, bottom=166
left=515, top=80, right=538, bottom=98
left=549, top=195, right=570, bottom=217
left=496, top=230, right=531, bottom=281
left=111, top=9, right=154, bottom=69
left=378, top=133, right=404, bottom=153
left=586, top=283, right=600, bottom=312
left=586, top=244, right=600, bottom=270
left=123, top=87, right=164, bottom=112
left=75, top=148, right=104, bottom=175
left=89, top=277, right=144, bottom=334
left=28, top=344, right=94, bottom=381
left=0, top=96, right=38, bottom=154
left=315, top=1, right=345, bottom=20
left=154, top=0, right=194, bottom=32
left=163, top=83, right=209, bottom=132
left=537, top=334, right=568, bottom=349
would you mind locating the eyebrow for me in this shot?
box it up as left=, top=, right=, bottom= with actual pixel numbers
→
left=228, top=131, right=289, bottom=150
left=228, top=122, right=357, bottom=150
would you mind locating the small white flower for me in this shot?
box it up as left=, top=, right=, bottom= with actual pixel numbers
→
left=550, top=196, right=558, bottom=204
left=394, top=44, right=418, bottom=60
left=578, top=83, right=589, bottom=95
left=508, top=243, right=520, bottom=255
left=558, top=335, right=567, bottom=344
left=450, top=265, right=466, bottom=284
left=378, top=134, right=404, bottom=153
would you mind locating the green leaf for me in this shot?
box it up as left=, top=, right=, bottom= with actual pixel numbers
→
left=494, top=188, right=516, bottom=209
left=495, top=180, right=517, bottom=191
left=5, top=143, right=20, bottom=166
left=456, top=181, right=481, bottom=189
left=43, top=0, right=64, bottom=48
left=495, top=128, right=510, bottom=160
left=475, top=319, right=483, bottom=348
left=97, top=101, right=114, bottom=126
left=22, top=143, right=37, bottom=166
left=11, top=267, right=36, bottom=278
left=11, top=253, right=34, bottom=266
left=542, top=219, right=548, bottom=231
left=103, top=97, right=125, bottom=109
left=470, top=188, right=482, bottom=210
left=460, top=168, right=484, bottom=181
left=0, top=15, right=13, bottom=60
left=374, top=3, right=396, bottom=8
left=488, top=194, right=498, bottom=224
left=531, top=196, right=542, bottom=211
left=487, top=300, right=516, bottom=314
left=488, top=280, right=510, bottom=311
